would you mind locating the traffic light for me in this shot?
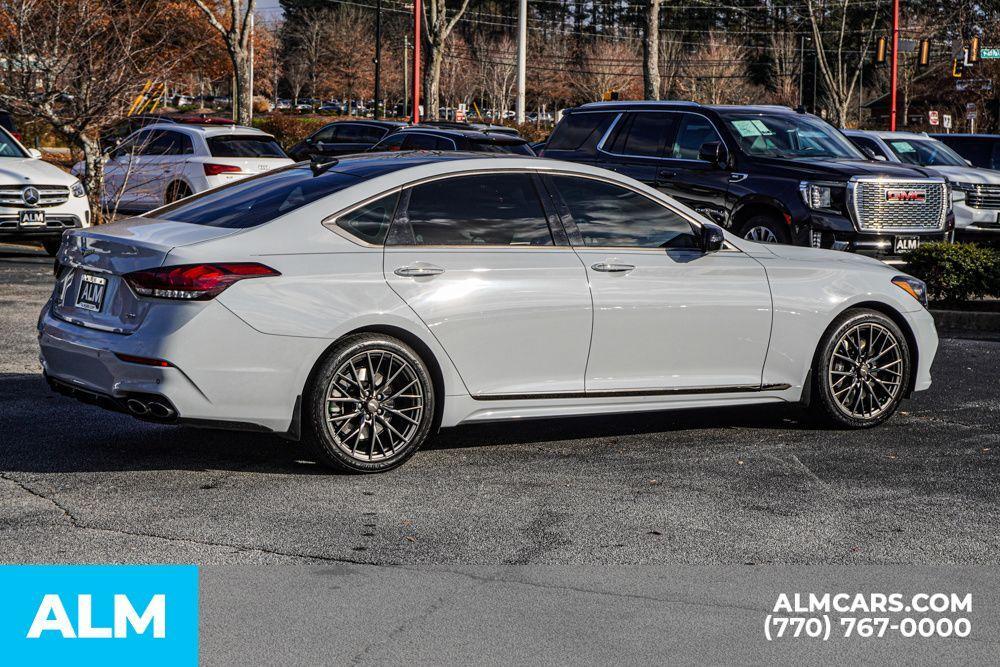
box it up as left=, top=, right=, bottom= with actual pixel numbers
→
left=875, top=37, right=887, bottom=63
left=969, top=36, right=979, bottom=63
left=918, top=39, right=930, bottom=67
left=952, top=58, right=964, bottom=78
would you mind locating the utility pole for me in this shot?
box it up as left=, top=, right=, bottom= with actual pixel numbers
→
left=889, top=0, right=899, bottom=130
left=374, top=0, right=382, bottom=119
left=403, top=35, right=410, bottom=120
left=248, top=7, right=254, bottom=122
left=412, top=0, right=421, bottom=124
left=799, top=35, right=806, bottom=107
left=516, top=0, right=527, bottom=124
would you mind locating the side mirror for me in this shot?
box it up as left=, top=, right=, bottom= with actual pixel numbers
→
left=700, top=222, right=725, bottom=253
left=28, top=148, right=42, bottom=159
left=698, top=141, right=726, bottom=168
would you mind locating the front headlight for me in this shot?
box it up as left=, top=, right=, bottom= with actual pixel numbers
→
left=799, top=182, right=844, bottom=211
left=892, top=275, right=928, bottom=308
left=70, top=180, right=85, bottom=198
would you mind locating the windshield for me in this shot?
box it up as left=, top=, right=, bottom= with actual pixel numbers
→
left=150, top=164, right=360, bottom=228
left=885, top=138, right=967, bottom=167
left=469, top=139, right=534, bottom=155
left=721, top=112, right=864, bottom=159
left=0, top=128, right=27, bottom=158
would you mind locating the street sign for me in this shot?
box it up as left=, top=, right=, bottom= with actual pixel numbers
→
left=967, top=111, right=978, bottom=121
left=982, top=47, right=1000, bottom=59
left=929, top=110, right=939, bottom=125
left=943, top=114, right=952, bottom=129
left=899, top=39, right=918, bottom=53
left=966, top=102, right=977, bottom=110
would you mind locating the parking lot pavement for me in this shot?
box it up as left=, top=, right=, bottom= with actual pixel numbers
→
left=2, top=244, right=999, bottom=565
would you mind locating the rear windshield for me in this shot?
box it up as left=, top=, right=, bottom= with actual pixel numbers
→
left=151, top=165, right=360, bottom=228
left=207, top=135, right=287, bottom=158
left=469, top=139, right=534, bottom=155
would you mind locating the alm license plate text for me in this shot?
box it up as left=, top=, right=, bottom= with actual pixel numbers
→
left=18, top=209, right=45, bottom=228
left=75, top=273, right=107, bottom=312
left=893, top=236, right=920, bottom=253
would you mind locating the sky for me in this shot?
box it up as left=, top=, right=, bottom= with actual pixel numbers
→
left=257, top=0, right=284, bottom=22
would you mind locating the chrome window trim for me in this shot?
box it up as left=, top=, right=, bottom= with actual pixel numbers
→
left=595, top=109, right=726, bottom=164
left=321, top=187, right=404, bottom=247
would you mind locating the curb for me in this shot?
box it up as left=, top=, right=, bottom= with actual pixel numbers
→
left=931, top=309, right=1000, bottom=341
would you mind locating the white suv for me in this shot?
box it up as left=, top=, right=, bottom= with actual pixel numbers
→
left=0, top=127, right=90, bottom=255
left=76, top=123, right=294, bottom=214
left=844, top=129, right=1000, bottom=242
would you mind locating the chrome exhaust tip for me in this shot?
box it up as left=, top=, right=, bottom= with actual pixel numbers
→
left=125, top=398, right=149, bottom=416
left=147, top=401, right=175, bottom=419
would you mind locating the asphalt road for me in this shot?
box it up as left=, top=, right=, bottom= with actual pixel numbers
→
left=2, top=243, right=999, bottom=566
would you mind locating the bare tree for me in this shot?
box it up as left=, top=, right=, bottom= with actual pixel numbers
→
left=804, top=0, right=880, bottom=126
left=191, top=0, right=257, bottom=125
left=472, top=35, right=518, bottom=117
left=642, top=0, right=661, bottom=99
left=676, top=33, right=758, bottom=105
left=571, top=39, right=641, bottom=102
left=657, top=32, right=684, bottom=99
left=283, top=49, right=310, bottom=105
left=0, top=0, right=187, bottom=220
left=423, top=0, right=472, bottom=119
left=768, top=30, right=802, bottom=107
left=284, top=7, right=332, bottom=100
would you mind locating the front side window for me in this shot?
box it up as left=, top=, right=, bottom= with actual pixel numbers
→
left=207, top=135, right=286, bottom=158
left=373, top=134, right=406, bottom=152
left=721, top=112, right=864, bottom=159
left=551, top=175, right=698, bottom=249
left=312, top=125, right=337, bottom=143
left=671, top=114, right=722, bottom=160
left=392, top=173, right=553, bottom=246
left=401, top=133, right=453, bottom=150
left=848, top=135, right=888, bottom=159
left=0, top=128, right=27, bottom=158
left=334, top=192, right=399, bottom=244
left=885, top=139, right=967, bottom=167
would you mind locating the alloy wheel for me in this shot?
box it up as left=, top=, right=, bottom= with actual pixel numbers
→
left=323, top=349, right=425, bottom=462
left=744, top=225, right=778, bottom=243
left=827, top=322, right=904, bottom=420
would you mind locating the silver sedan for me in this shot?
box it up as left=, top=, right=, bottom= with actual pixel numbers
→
left=39, top=153, right=938, bottom=472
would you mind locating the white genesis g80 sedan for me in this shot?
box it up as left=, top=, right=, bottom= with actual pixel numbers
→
left=39, top=153, right=938, bottom=472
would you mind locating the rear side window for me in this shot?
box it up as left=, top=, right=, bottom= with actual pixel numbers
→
left=550, top=175, right=698, bottom=249
left=392, top=173, right=553, bottom=246
left=606, top=112, right=677, bottom=157
left=545, top=112, right=616, bottom=151
left=333, top=192, right=399, bottom=244
left=207, top=135, right=286, bottom=158
left=469, top=139, right=533, bottom=155
left=153, top=165, right=359, bottom=228
left=402, top=133, right=454, bottom=150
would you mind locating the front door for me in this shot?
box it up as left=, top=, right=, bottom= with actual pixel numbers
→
left=545, top=173, right=772, bottom=392
left=383, top=171, right=592, bottom=397
left=655, top=112, right=733, bottom=225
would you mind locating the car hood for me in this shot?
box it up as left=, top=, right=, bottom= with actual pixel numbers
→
left=923, top=165, right=1000, bottom=184
left=0, top=157, right=75, bottom=185
left=749, top=241, right=894, bottom=270
left=751, top=156, right=936, bottom=181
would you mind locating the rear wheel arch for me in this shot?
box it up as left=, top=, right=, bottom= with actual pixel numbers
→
left=165, top=179, right=192, bottom=203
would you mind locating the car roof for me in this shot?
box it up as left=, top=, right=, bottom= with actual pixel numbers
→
left=573, top=101, right=796, bottom=114
left=140, top=122, right=274, bottom=138
left=844, top=129, right=933, bottom=141
left=393, top=127, right=527, bottom=142
left=930, top=133, right=1000, bottom=139
left=327, top=119, right=407, bottom=128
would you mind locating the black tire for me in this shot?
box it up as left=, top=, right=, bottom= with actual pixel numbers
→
left=810, top=309, right=911, bottom=428
left=166, top=181, right=192, bottom=204
left=739, top=214, right=790, bottom=244
left=304, top=333, right=435, bottom=473
left=41, top=239, right=61, bottom=256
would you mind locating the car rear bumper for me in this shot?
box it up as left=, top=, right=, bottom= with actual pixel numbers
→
left=37, top=300, right=328, bottom=434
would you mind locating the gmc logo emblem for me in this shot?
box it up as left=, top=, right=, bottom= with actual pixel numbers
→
left=885, top=189, right=926, bottom=203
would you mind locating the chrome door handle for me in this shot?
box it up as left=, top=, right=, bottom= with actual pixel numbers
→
left=591, top=262, right=635, bottom=273
left=394, top=264, right=445, bottom=277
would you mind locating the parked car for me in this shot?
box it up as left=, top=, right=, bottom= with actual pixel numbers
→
left=286, top=120, right=408, bottom=161
left=77, top=123, right=292, bottom=213
left=845, top=129, right=1000, bottom=242
left=930, top=133, right=1000, bottom=171
left=420, top=120, right=521, bottom=137
left=40, top=153, right=937, bottom=473
left=370, top=127, right=534, bottom=154
left=0, top=109, right=21, bottom=142
left=0, top=126, right=90, bottom=256
left=542, top=102, right=953, bottom=259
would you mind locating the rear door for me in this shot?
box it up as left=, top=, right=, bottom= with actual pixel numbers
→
left=383, top=171, right=592, bottom=396
left=655, top=112, right=733, bottom=225
left=136, top=130, right=194, bottom=207
left=597, top=111, right=678, bottom=185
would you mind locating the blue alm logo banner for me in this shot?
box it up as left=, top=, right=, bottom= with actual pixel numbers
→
left=0, top=565, right=198, bottom=665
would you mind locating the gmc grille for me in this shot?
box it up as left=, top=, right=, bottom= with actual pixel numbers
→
left=962, top=184, right=1000, bottom=210
left=850, top=179, right=948, bottom=232
left=0, top=185, right=70, bottom=208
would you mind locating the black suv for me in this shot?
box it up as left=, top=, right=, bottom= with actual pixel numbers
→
left=543, top=102, right=952, bottom=257
left=930, top=134, right=1000, bottom=171
left=287, top=120, right=408, bottom=161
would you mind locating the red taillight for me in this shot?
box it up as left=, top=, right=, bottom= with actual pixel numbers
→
left=115, top=353, right=173, bottom=367
left=203, top=163, right=242, bottom=176
left=123, top=263, right=280, bottom=300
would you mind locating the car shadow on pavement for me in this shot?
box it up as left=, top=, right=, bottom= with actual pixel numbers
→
left=0, top=372, right=826, bottom=475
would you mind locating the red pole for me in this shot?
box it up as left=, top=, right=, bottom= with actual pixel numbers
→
left=889, top=0, right=899, bottom=130
left=412, top=0, right=421, bottom=124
